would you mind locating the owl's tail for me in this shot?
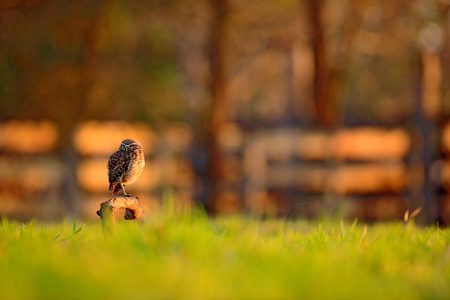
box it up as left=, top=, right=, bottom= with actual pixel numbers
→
left=109, top=182, right=122, bottom=194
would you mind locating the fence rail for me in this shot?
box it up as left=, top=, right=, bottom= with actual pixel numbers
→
left=0, top=120, right=449, bottom=222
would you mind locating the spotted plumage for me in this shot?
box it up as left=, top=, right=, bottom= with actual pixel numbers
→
left=107, top=139, right=145, bottom=196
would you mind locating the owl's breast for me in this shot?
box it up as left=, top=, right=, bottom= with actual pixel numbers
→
left=122, top=150, right=145, bottom=184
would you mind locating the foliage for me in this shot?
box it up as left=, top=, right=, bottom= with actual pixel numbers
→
left=0, top=212, right=449, bottom=299
left=3, top=0, right=449, bottom=128
left=0, top=0, right=185, bottom=126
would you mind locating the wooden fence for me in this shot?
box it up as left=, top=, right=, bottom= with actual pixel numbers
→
left=0, top=120, right=449, bottom=222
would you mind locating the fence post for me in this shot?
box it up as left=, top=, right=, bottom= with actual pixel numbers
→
left=97, top=196, right=144, bottom=238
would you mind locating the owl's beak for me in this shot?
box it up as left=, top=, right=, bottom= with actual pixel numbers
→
left=119, top=143, right=128, bottom=151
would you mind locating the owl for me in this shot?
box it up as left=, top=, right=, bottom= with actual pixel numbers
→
left=107, top=139, right=145, bottom=197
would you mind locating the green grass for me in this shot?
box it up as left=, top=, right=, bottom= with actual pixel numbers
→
left=0, top=209, right=449, bottom=299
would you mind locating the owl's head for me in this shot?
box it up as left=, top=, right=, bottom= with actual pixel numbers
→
left=119, top=139, right=143, bottom=152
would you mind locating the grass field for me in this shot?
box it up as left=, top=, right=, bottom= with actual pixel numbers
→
left=0, top=208, right=449, bottom=299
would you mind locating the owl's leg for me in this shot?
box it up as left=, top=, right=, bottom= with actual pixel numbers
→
left=119, top=181, right=132, bottom=197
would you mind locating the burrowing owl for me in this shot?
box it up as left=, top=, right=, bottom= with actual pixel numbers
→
left=107, top=139, right=145, bottom=196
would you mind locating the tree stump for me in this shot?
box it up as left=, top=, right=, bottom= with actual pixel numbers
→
left=96, top=196, right=144, bottom=237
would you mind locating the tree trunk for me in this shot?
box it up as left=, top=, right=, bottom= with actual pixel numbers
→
left=409, top=54, right=439, bottom=224
left=307, top=0, right=335, bottom=127
left=207, top=0, right=228, bottom=213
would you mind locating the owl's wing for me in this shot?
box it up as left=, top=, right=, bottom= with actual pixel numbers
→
left=107, top=151, right=131, bottom=189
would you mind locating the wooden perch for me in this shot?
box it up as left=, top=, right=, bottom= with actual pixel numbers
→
left=97, top=196, right=144, bottom=237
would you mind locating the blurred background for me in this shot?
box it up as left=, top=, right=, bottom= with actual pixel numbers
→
left=1, top=0, right=450, bottom=222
